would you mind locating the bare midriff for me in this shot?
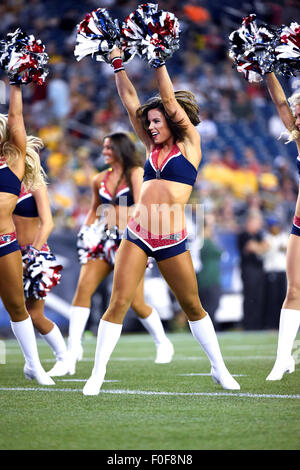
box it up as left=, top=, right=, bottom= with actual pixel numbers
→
left=0, top=193, right=18, bottom=234
left=12, top=215, right=40, bottom=245
left=130, top=179, right=192, bottom=236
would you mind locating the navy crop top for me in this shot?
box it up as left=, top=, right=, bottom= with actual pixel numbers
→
left=13, top=185, right=38, bottom=217
left=0, top=162, right=22, bottom=196
left=143, top=144, right=198, bottom=186
left=98, top=170, right=134, bottom=207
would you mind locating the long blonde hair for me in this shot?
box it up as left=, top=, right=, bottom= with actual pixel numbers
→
left=285, top=91, right=300, bottom=143
left=0, top=114, right=47, bottom=190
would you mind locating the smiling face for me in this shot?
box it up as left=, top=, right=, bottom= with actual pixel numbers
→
left=147, top=108, right=172, bottom=145
left=102, top=137, right=117, bottom=166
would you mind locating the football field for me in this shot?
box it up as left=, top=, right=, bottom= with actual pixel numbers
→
left=0, top=330, right=299, bottom=451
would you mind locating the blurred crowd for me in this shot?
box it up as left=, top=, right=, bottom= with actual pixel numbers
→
left=0, top=0, right=299, bottom=329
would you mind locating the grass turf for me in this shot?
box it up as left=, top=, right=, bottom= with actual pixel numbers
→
left=0, top=330, right=299, bottom=450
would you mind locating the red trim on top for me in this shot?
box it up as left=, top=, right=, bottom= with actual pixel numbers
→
left=100, top=170, right=129, bottom=198
left=151, top=144, right=180, bottom=171
left=294, top=215, right=300, bottom=227
left=19, top=183, right=31, bottom=199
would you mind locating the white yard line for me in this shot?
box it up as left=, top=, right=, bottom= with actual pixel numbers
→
left=40, top=355, right=277, bottom=363
left=178, top=373, right=246, bottom=377
left=0, top=355, right=280, bottom=364
left=56, top=379, right=120, bottom=382
left=0, top=387, right=299, bottom=399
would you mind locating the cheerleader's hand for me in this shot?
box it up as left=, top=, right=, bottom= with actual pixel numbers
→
left=74, top=8, right=121, bottom=63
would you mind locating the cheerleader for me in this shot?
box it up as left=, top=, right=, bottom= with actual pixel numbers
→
left=83, top=55, right=240, bottom=395
left=0, top=85, right=54, bottom=385
left=228, top=14, right=300, bottom=380
left=264, top=73, right=300, bottom=380
left=68, top=132, right=174, bottom=375
left=13, top=183, right=68, bottom=376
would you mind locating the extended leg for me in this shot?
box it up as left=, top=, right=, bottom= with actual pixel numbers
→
left=0, top=251, right=54, bottom=385
left=26, top=297, right=69, bottom=377
left=158, top=251, right=240, bottom=390
left=266, top=233, right=300, bottom=380
left=83, top=240, right=148, bottom=395
left=68, top=258, right=112, bottom=374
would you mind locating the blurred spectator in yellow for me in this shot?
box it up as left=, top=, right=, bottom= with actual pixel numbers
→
left=48, top=167, right=78, bottom=228
left=243, top=147, right=262, bottom=175
left=230, top=163, right=259, bottom=199
left=72, top=148, right=97, bottom=190
left=222, top=147, right=239, bottom=170
left=47, top=141, right=72, bottom=179
left=200, top=150, right=233, bottom=190
left=38, top=120, right=63, bottom=151
left=259, top=163, right=279, bottom=192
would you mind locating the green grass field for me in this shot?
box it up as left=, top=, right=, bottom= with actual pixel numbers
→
left=0, top=330, right=299, bottom=450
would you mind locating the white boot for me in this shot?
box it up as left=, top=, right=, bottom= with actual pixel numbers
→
left=41, top=324, right=69, bottom=377
left=11, top=317, right=55, bottom=386
left=188, top=315, right=240, bottom=390
left=83, top=319, right=122, bottom=396
left=266, top=309, right=300, bottom=381
left=68, top=306, right=90, bottom=375
left=138, top=308, right=174, bottom=363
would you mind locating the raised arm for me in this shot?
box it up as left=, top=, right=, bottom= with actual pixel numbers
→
left=155, top=65, right=200, bottom=144
left=110, top=49, right=152, bottom=150
left=7, top=85, right=27, bottom=157
left=266, top=73, right=300, bottom=153
left=265, top=73, right=297, bottom=132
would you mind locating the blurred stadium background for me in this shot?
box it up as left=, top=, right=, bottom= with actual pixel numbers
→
left=0, top=0, right=299, bottom=337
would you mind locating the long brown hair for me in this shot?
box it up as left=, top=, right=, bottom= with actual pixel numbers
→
left=104, top=132, right=142, bottom=194
left=136, top=90, right=201, bottom=141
